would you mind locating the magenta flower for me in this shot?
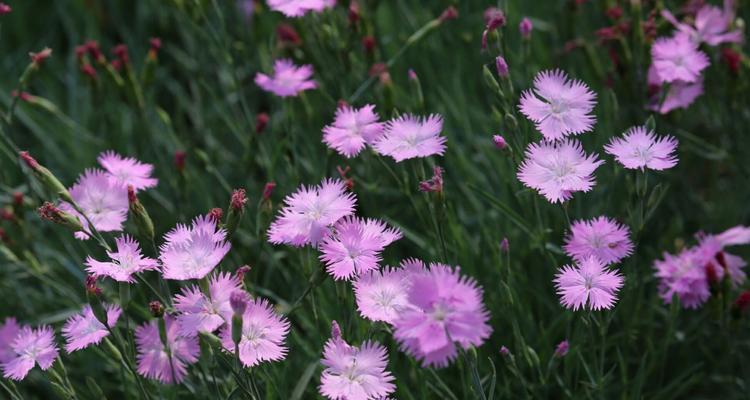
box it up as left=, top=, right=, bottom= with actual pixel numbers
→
left=220, top=298, right=290, bottom=367
left=517, top=139, right=603, bottom=203
left=62, top=304, right=122, bottom=353
left=135, top=316, right=199, bottom=384
left=319, top=323, right=396, bottom=400
left=174, top=272, right=244, bottom=336
left=323, top=104, right=385, bottom=158
left=319, top=217, right=402, bottom=280
left=554, top=256, right=624, bottom=311
left=268, top=178, right=357, bottom=247
left=519, top=70, right=596, bottom=141
left=653, top=248, right=710, bottom=308
left=266, top=0, right=335, bottom=17
left=160, top=215, right=231, bottom=280
left=97, top=151, right=158, bottom=191
left=564, top=217, right=634, bottom=265
left=353, top=266, right=413, bottom=324
left=1, top=325, right=59, bottom=381
left=650, top=34, right=709, bottom=84
left=661, top=2, right=742, bottom=46
left=0, top=318, right=21, bottom=365
left=373, top=114, right=447, bottom=162
left=255, top=59, right=316, bottom=97
left=604, top=126, right=678, bottom=171
left=60, top=169, right=128, bottom=240
left=85, top=235, right=159, bottom=283
left=393, top=264, right=492, bottom=368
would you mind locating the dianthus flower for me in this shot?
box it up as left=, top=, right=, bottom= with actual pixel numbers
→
left=564, top=216, right=634, bottom=265
left=86, top=235, right=159, bottom=282
left=62, top=304, right=122, bottom=352
left=160, top=215, right=231, bottom=280
left=554, top=256, right=624, bottom=311
left=135, top=316, right=199, bottom=384
left=373, top=114, right=446, bottom=162
left=255, top=59, right=316, bottom=97
left=604, top=126, right=678, bottom=170
left=219, top=298, right=290, bottom=367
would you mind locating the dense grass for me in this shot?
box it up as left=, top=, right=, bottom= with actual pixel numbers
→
left=1, top=0, right=749, bottom=398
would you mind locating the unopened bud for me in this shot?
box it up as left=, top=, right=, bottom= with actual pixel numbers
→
left=439, top=6, right=458, bottom=23
left=493, top=135, right=508, bottom=150
left=362, top=36, right=376, bottom=54
left=230, top=291, right=248, bottom=316
left=348, top=0, right=360, bottom=24
left=495, top=56, right=509, bottom=78
left=112, top=44, right=129, bottom=65
left=174, top=151, right=186, bottom=173
left=519, top=17, right=533, bottom=39
left=262, top=182, right=276, bottom=202
left=38, top=202, right=83, bottom=232
left=29, top=48, right=52, bottom=68
left=331, top=320, right=343, bottom=342
left=226, top=189, right=247, bottom=239
left=554, top=340, right=569, bottom=358
left=128, top=186, right=155, bottom=241
left=276, top=23, right=301, bottom=46
left=20, top=151, right=73, bottom=203
left=255, top=113, right=269, bottom=134
left=500, top=237, right=510, bottom=253
left=0, top=3, right=11, bottom=15
left=236, top=265, right=252, bottom=283
left=149, top=301, right=165, bottom=318
left=86, top=275, right=109, bottom=326
left=209, top=208, right=223, bottom=224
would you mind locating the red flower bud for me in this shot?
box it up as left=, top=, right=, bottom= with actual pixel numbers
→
left=256, top=112, right=269, bottom=134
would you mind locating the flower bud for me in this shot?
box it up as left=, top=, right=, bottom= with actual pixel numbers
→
left=255, top=113, right=269, bottom=134
left=149, top=301, right=165, bottom=318
left=499, top=345, right=512, bottom=357
left=439, top=6, right=458, bottom=23
left=0, top=3, right=11, bottom=15
left=225, top=188, right=247, bottom=239
left=362, top=36, right=376, bottom=54
left=500, top=237, right=510, bottom=253
left=230, top=292, right=247, bottom=347
left=38, top=202, right=83, bottom=232
left=493, top=135, right=508, bottom=150
left=262, top=182, right=276, bottom=202
left=236, top=265, right=252, bottom=284
left=519, top=17, right=533, bottom=39
left=418, top=166, right=443, bottom=193
left=554, top=340, right=569, bottom=358
left=495, top=56, right=509, bottom=78
left=85, top=276, right=109, bottom=326
left=174, top=151, right=186, bottom=173
left=128, top=186, right=155, bottom=241
left=20, top=151, right=73, bottom=203
left=29, top=48, right=52, bottom=68
left=331, top=320, right=343, bottom=342
left=276, top=23, right=301, bottom=46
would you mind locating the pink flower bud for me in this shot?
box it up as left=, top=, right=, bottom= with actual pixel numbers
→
left=230, top=291, right=248, bottom=315
left=209, top=208, right=223, bottom=224
left=0, top=3, right=11, bottom=15
left=256, top=112, right=269, bottom=134
left=495, top=56, right=509, bottom=78
left=149, top=301, right=165, bottom=318
left=519, top=17, right=533, bottom=39
left=493, top=135, right=508, bottom=150
left=236, top=265, right=252, bottom=281
left=262, top=182, right=276, bottom=201
left=174, top=151, right=186, bottom=173
left=231, top=189, right=247, bottom=211
left=19, top=151, right=40, bottom=170
left=554, top=340, right=569, bottom=358
left=361, top=36, right=376, bottom=54
left=500, top=237, right=510, bottom=253
left=331, top=320, right=343, bottom=342
left=29, top=47, right=52, bottom=66
left=408, top=69, right=418, bottom=81
left=439, top=6, right=458, bottom=22
left=149, top=37, right=162, bottom=51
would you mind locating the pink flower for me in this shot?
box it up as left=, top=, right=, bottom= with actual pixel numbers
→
left=519, top=70, right=596, bottom=141
left=564, top=216, right=634, bottom=265
left=353, top=266, right=413, bottom=324
left=693, top=226, right=750, bottom=287
left=62, top=304, right=122, bottom=352
left=268, top=179, right=357, bottom=247
left=554, top=256, right=624, bottom=311
left=60, top=169, right=128, bottom=240
left=0, top=318, right=21, bottom=364
left=653, top=248, right=710, bottom=308
left=373, top=114, right=446, bottom=162
left=266, top=0, right=335, bottom=17
left=650, top=34, right=709, bottom=84
left=319, top=217, right=402, bottom=280
left=323, top=104, right=385, bottom=158
left=604, top=126, right=678, bottom=170
left=393, top=264, right=492, bottom=368
left=85, top=235, right=159, bottom=282
left=517, top=139, right=603, bottom=203
left=173, top=272, right=244, bottom=336
left=319, top=323, right=396, bottom=400
left=219, top=298, right=290, bottom=367
left=97, top=151, right=158, bottom=191
left=1, top=325, right=59, bottom=381
left=135, top=316, right=199, bottom=384
left=160, top=215, right=231, bottom=280
left=647, top=65, right=704, bottom=113
left=661, top=1, right=742, bottom=46
left=255, top=59, right=317, bottom=97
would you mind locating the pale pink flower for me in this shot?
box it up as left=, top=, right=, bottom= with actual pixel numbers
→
left=85, top=235, right=159, bottom=283
left=517, top=139, right=603, bottom=203
left=519, top=70, right=596, bottom=141
left=0, top=318, right=21, bottom=364
left=255, top=59, right=316, bottom=97
left=564, top=216, right=634, bottom=265
left=319, top=217, right=402, bottom=280
left=661, top=1, right=742, bottom=46
left=60, top=169, right=128, bottom=240
left=323, top=104, right=385, bottom=158
left=135, top=316, right=199, bottom=384
left=97, top=150, right=158, bottom=191
left=393, top=264, right=491, bottom=368
left=353, top=266, right=413, bottom=324
left=604, top=126, right=678, bottom=170
left=554, top=256, right=624, bottom=311
left=651, top=34, right=709, bottom=84
left=1, top=325, right=59, bottom=381
left=268, top=178, right=356, bottom=247
left=647, top=66, right=704, bottom=113
left=373, top=114, right=446, bottom=162
left=653, top=248, right=710, bottom=308
left=266, top=0, right=335, bottom=17
left=693, top=225, right=750, bottom=287
left=174, top=272, right=244, bottom=336
left=319, top=322, right=396, bottom=400
left=62, top=304, right=122, bottom=352
left=160, top=215, right=231, bottom=280
left=220, top=298, right=290, bottom=367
